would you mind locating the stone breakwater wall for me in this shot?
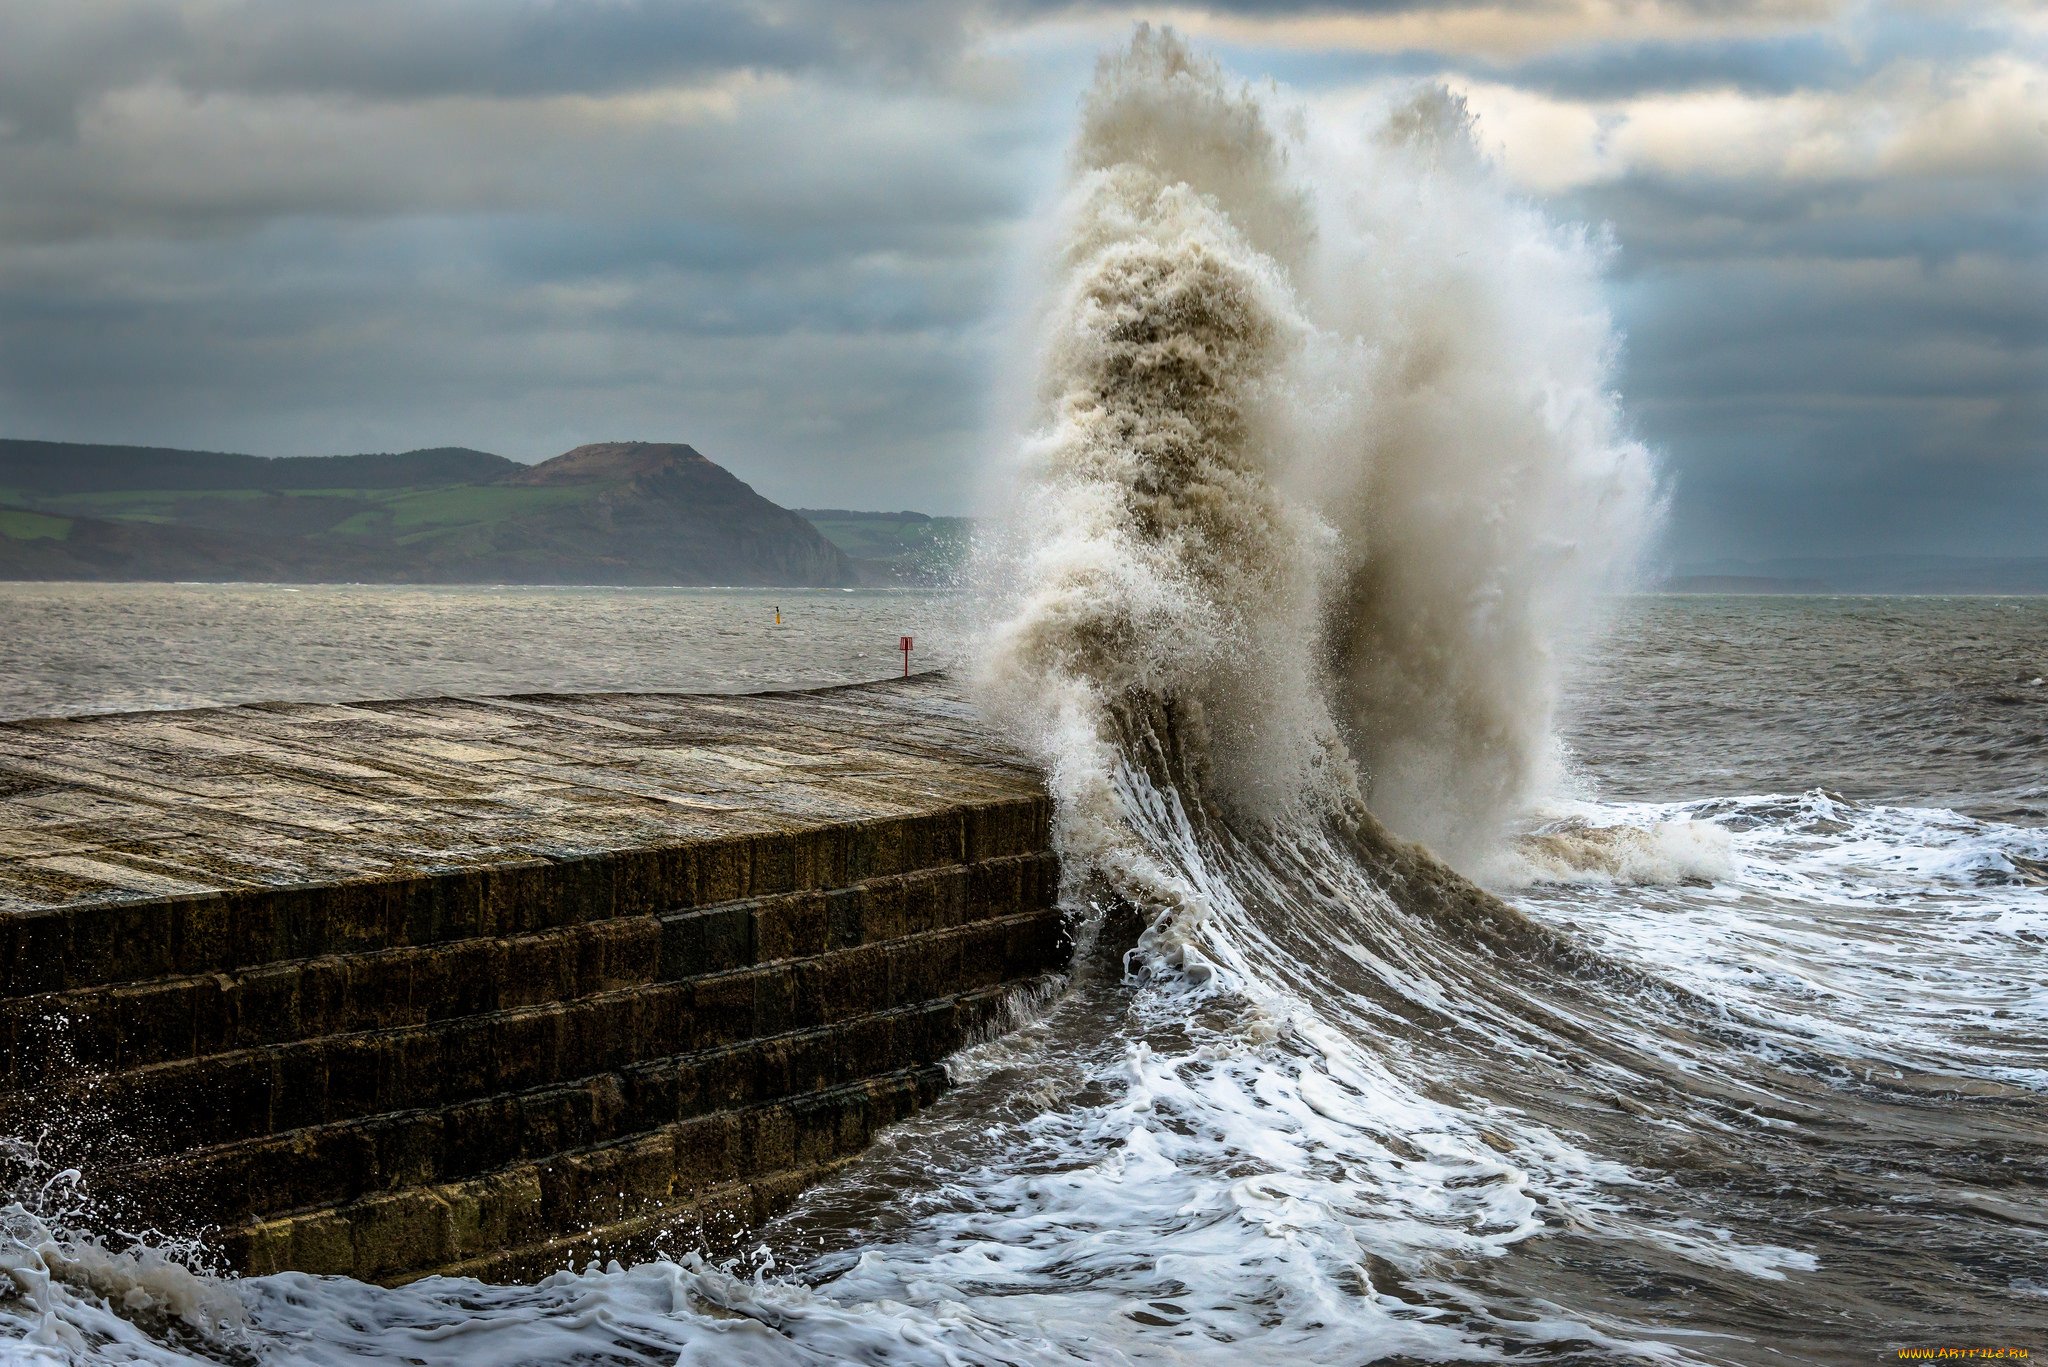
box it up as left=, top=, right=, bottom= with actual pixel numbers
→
left=0, top=677, right=1067, bottom=1284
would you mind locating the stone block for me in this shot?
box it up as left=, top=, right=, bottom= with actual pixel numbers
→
left=748, top=1167, right=818, bottom=1226
left=659, top=904, right=751, bottom=978
left=2, top=910, right=71, bottom=995
left=857, top=881, right=908, bottom=944
left=956, top=920, right=1013, bottom=990
left=671, top=1111, right=742, bottom=1190
left=436, top=1017, right=495, bottom=1102
left=698, top=1045, right=756, bottom=1112
left=108, top=980, right=196, bottom=1069
left=232, top=1219, right=294, bottom=1277
left=170, top=897, right=231, bottom=977
left=584, top=917, right=661, bottom=993
left=750, top=965, right=797, bottom=1037
left=605, top=848, right=669, bottom=922
left=413, top=936, right=499, bottom=1022
left=497, top=931, right=574, bottom=1010
left=753, top=1037, right=798, bottom=1100
left=544, top=853, right=618, bottom=926
left=351, top=1189, right=453, bottom=1283
left=488, top=862, right=563, bottom=937
left=752, top=892, right=827, bottom=962
left=887, top=933, right=963, bottom=1009
left=230, top=963, right=301, bottom=1048
left=322, top=1035, right=387, bottom=1121
left=749, top=834, right=796, bottom=898
left=5, top=727, right=1065, bottom=1286
left=689, top=971, right=756, bottom=1049
left=491, top=1008, right=565, bottom=1093
left=373, top=1111, right=444, bottom=1192
left=822, top=887, right=863, bottom=951
left=268, top=1045, right=330, bottom=1131
left=695, top=839, right=749, bottom=904
left=288, top=1210, right=358, bottom=1277
left=739, top=1105, right=797, bottom=1175
left=833, top=1011, right=897, bottom=1078
left=630, top=982, right=691, bottom=1056
left=443, top=1168, right=543, bottom=1262
left=789, top=1094, right=845, bottom=1168
left=440, top=1094, right=522, bottom=1177
left=69, top=902, right=173, bottom=994
left=302, top=956, right=356, bottom=1035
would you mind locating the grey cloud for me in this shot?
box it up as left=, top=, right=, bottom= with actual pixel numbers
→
left=184, top=1, right=830, bottom=101
left=0, top=4, right=1041, bottom=514
left=0, top=65, right=1030, bottom=245
left=0, top=216, right=1008, bottom=507
left=1214, top=33, right=1873, bottom=106
left=0, top=0, right=2038, bottom=551
left=1574, top=171, right=2048, bottom=272
left=1604, top=231, right=2045, bottom=559
left=0, top=0, right=985, bottom=140
left=1500, top=32, right=1857, bottom=98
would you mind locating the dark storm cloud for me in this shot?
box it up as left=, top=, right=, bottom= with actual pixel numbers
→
left=1626, top=244, right=2045, bottom=549
left=0, top=0, right=2038, bottom=549
left=1575, top=155, right=2046, bottom=557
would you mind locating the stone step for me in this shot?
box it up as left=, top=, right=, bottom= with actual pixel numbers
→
left=95, top=980, right=1045, bottom=1235
left=3, top=904, right=1066, bottom=1156
left=1, top=851, right=1055, bottom=1086
left=224, top=1067, right=949, bottom=1285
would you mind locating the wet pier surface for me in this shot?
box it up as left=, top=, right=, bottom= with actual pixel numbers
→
left=0, top=674, right=1040, bottom=917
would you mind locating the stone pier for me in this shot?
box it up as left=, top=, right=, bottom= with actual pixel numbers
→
left=0, top=677, right=1066, bottom=1284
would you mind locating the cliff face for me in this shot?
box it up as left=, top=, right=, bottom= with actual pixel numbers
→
left=0, top=438, right=859, bottom=587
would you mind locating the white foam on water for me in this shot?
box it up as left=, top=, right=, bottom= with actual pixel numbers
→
left=1510, top=791, right=2048, bottom=1090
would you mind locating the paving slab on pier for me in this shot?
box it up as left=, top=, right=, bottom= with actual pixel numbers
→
left=0, top=675, right=1039, bottom=918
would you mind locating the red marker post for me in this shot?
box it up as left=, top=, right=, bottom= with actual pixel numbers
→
left=899, top=635, right=914, bottom=678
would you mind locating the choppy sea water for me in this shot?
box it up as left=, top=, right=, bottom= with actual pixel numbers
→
left=1, top=587, right=2043, bottom=1365
left=0, top=583, right=960, bottom=720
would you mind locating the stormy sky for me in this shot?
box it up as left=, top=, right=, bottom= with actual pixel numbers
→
left=0, top=2, right=2040, bottom=561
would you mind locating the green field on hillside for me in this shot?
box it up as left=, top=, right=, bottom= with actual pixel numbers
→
left=0, top=509, right=72, bottom=541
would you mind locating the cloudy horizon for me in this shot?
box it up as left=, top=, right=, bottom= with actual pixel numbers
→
left=1, top=1, right=2041, bottom=562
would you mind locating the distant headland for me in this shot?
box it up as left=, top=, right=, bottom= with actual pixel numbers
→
left=0, top=438, right=961, bottom=587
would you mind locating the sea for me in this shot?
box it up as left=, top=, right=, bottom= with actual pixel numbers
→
left=2, top=585, right=2043, bottom=1365
left=7, top=30, right=2047, bottom=1367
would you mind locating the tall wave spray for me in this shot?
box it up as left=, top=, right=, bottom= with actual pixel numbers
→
left=931, top=35, right=1844, bottom=1357
left=981, top=27, right=1656, bottom=877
